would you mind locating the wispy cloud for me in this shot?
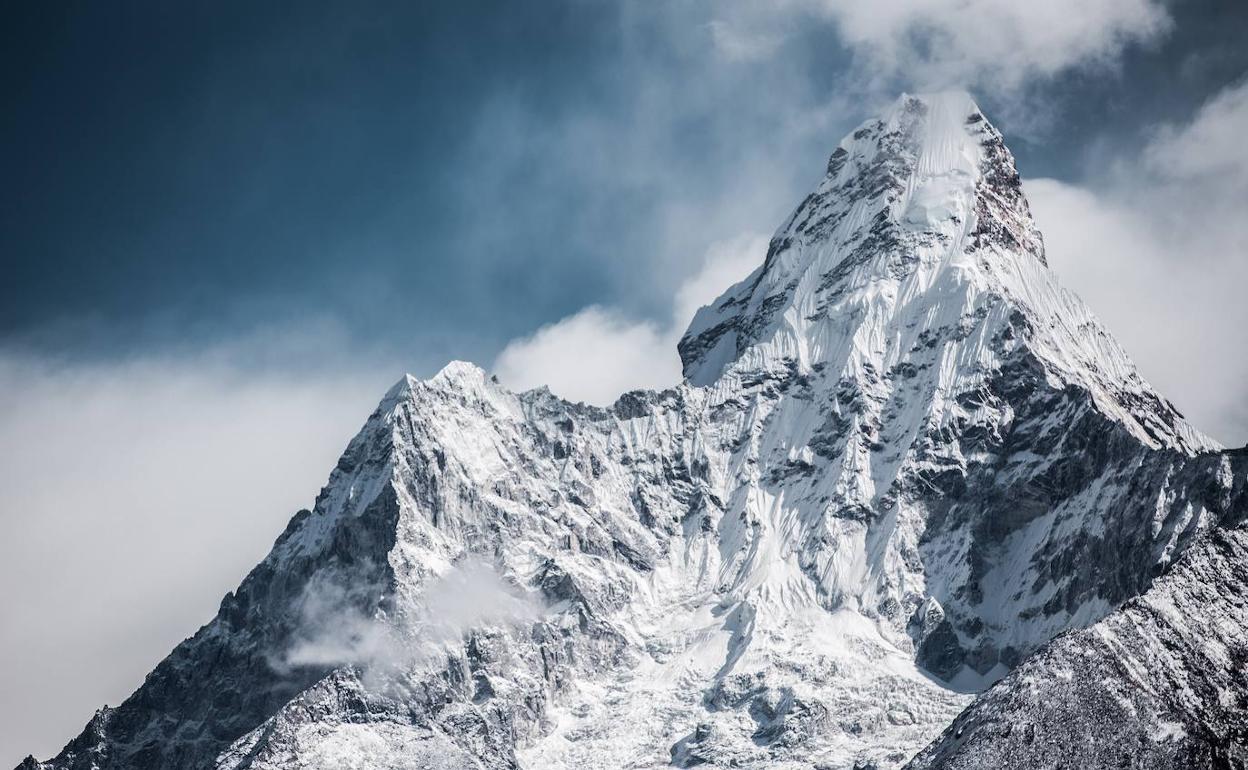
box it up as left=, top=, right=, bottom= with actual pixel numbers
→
left=1028, top=80, right=1248, bottom=445
left=279, top=557, right=544, bottom=689
left=709, top=0, right=1171, bottom=90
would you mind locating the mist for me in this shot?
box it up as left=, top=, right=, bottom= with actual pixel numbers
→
left=280, top=558, right=545, bottom=687
left=0, top=341, right=391, bottom=763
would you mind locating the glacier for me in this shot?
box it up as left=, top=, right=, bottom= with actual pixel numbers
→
left=20, top=92, right=1248, bottom=770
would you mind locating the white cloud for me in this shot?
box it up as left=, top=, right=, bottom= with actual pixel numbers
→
left=1145, top=80, right=1248, bottom=183
left=493, top=233, right=767, bottom=404
left=833, top=0, right=1169, bottom=86
left=0, top=344, right=391, bottom=765
left=711, top=0, right=1170, bottom=92
left=673, top=233, right=769, bottom=329
left=1028, top=81, right=1248, bottom=446
left=492, top=307, right=678, bottom=405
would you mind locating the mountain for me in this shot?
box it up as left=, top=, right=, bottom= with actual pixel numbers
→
left=21, top=92, right=1247, bottom=770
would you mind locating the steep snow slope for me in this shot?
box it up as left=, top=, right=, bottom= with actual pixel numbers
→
left=20, top=92, right=1245, bottom=770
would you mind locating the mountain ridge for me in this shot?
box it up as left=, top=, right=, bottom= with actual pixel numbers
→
left=21, top=92, right=1246, bottom=770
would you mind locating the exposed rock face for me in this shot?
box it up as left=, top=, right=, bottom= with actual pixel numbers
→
left=21, top=92, right=1247, bottom=770
left=907, top=482, right=1248, bottom=770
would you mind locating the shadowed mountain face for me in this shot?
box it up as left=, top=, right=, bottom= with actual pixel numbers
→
left=907, top=491, right=1248, bottom=770
left=22, top=93, right=1247, bottom=770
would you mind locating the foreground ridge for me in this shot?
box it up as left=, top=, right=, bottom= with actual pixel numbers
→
left=908, top=493, right=1248, bottom=769
left=23, top=92, right=1246, bottom=770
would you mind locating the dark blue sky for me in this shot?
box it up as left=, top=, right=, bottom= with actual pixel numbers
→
left=3, top=0, right=1246, bottom=374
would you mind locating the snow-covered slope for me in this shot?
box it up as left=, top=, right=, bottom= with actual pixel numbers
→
left=19, top=92, right=1246, bottom=770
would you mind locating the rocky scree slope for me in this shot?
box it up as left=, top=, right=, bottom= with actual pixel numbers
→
left=20, top=92, right=1247, bottom=770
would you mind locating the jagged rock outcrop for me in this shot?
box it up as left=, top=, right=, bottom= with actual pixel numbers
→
left=21, top=92, right=1247, bottom=770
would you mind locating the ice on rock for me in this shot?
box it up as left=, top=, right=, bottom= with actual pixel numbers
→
left=22, top=92, right=1248, bottom=770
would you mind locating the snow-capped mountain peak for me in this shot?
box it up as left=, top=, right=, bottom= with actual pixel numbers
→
left=22, top=93, right=1245, bottom=770
left=680, top=91, right=1034, bottom=382
left=679, top=91, right=1211, bottom=454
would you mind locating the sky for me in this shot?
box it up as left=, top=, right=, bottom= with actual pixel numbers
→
left=2, top=0, right=1247, bottom=764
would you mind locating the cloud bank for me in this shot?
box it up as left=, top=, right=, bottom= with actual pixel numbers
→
left=0, top=342, right=391, bottom=763
left=1029, top=80, right=1248, bottom=446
